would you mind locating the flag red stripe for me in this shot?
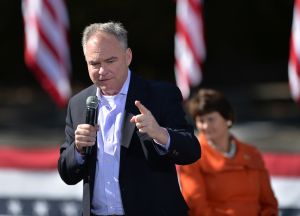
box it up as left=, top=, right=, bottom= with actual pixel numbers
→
left=24, top=52, right=69, bottom=107
left=176, top=19, right=201, bottom=65
left=175, top=0, right=205, bottom=99
left=175, top=59, right=191, bottom=86
left=297, top=0, right=300, bottom=14
left=263, top=152, right=300, bottom=177
left=290, top=39, right=300, bottom=81
left=44, top=0, right=57, bottom=22
left=37, top=23, right=65, bottom=71
left=0, top=145, right=299, bottom=177
left=0, top=146, right=59, bottom=169
left=38, top=0, right=70, bottom=73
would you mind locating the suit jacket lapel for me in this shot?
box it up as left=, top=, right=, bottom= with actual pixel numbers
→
left=85, top=85, right=97, bottom=98
left=121, top=74, right=147, bottom=148
left=121, top=112, right=135, bottom=148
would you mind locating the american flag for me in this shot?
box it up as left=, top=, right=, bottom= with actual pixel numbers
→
left=0, top=149, right=299, bottom=215
left=22, top=0, right=72, bottom=107
left=175, top=0, right=206, bottom=99
left=263, top=153, right=300, bottom=215
left=288, top=0, right=300, bottom=103
left=0, top=147, right=82, bottom=216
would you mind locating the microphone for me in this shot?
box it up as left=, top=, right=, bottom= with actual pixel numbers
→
left=83, top=96, right=98, bottom=155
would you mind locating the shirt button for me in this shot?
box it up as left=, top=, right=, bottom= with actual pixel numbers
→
left=172, top=150, right=178, bottom=155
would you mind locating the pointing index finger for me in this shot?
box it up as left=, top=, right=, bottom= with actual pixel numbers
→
left=135, top=100, right=149, bottom=114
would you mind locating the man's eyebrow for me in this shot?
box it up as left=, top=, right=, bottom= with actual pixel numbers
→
left=105, top=56, right=118, bottom=61
left=88, top=56, right=118, bottom=64
left=88, top=60, right=99, bottom=64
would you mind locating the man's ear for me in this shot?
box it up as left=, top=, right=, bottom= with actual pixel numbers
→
left=126, top=48, right=132, bottom=66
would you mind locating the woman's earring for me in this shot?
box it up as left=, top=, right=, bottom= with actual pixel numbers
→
left=227, top=120, right=232, bottom=127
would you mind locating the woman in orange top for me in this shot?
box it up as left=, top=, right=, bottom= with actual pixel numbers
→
left=178, top=88, right=278, bottom=216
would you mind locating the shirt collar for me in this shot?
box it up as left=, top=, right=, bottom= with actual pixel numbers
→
left=224, top=142, right=236, bottom=158
left=119, top=69, right=131, bottom=95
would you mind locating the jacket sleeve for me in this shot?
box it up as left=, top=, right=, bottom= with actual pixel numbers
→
left=57, top=99, right=86, bottom=185
left=160, top=85, right=201, bottom=165
left=248, top=147, right=278, bottom=215
left=178, top=163, right=214, bottom=216
left=138, top=83, right=201, bottom=166
left=259, top=166, right=279, bottom=215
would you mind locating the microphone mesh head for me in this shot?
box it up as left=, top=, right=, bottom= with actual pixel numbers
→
left=86, top=96, right=98, bottom=108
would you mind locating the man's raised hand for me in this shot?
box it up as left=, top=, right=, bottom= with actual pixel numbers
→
left=130, top=100, right=168, bottom=144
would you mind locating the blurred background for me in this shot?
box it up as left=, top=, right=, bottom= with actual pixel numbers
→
left=0, top=0, right=299, bottom=149
left=0, top=0, right=300, bottom=215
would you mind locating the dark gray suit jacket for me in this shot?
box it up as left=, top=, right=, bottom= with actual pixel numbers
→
left=58, top=73, right=201, bottom=216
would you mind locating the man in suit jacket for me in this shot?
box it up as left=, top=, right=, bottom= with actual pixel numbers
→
left=58, top=21, right=201, bottom=216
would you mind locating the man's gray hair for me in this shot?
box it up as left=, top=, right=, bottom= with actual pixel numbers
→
left=82, top=21, right=128, bottom=53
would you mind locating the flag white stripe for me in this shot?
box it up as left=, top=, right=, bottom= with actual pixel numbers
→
left=39, top=1, right=69, bottom=66
left=176, top=0, right=205, bottom=60
left=175, top=34, right=202, bottom=85
left=23, top=0, right=39, bottom=53
left=0, top=169, right=299, bottom=209
left=175, top=0, right=205, bottom=99
left=48, top=0, right=71, bottom=72
left=35, top=34, right=71, bottom=99
left=0, top=169, right=82, bottom=200
left=289, top=0, right=300, bottom=102
left=271, top=176, right=300, bottom=208
left=49, top=0, right=69, bottom=27
left=175, top=67, right=190, bottom=99
left=293, top=5, right=300, bottom=57
left=288, top=62, right=300, bottom=100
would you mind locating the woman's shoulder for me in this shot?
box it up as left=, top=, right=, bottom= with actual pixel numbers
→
left=235, top=138, right=266, bottom=169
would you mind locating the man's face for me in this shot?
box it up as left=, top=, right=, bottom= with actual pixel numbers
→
left=84, top=32, right=132, bottom=95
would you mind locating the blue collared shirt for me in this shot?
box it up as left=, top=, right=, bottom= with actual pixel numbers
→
left=91, top=71, right=131, bottom=215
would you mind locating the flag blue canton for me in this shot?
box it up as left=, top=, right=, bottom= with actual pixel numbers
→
left=0, top=198, right=81, bottom=216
